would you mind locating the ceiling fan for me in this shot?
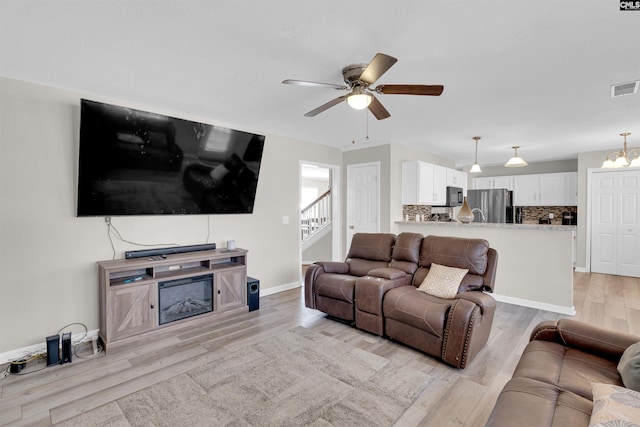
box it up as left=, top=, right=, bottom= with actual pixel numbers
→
left=282, top=53, right=443, bottom=120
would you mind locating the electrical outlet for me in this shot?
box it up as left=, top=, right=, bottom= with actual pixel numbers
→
left=105, top=216, right=111, bottom=224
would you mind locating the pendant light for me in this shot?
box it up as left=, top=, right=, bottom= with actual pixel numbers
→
left=470, top=136, right=482, bottom=173
left=504, top=146, right=528, bottom=168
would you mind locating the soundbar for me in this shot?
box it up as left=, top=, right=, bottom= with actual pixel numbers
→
left=125, top=243, right=217, bottom=259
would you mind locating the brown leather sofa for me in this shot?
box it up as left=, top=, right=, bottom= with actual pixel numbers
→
left=305, top=232, right=498, bottom=368
left=304, top=233, right=396, bottom=322
left=486, top=319, right=640, bottom=426
left=354, top=232, right=423, bottom=336
left=382, top=235, right=498, bottom=368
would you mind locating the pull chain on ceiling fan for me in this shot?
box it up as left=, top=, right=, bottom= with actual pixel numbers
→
left=282, top=53, right=444, bottom=120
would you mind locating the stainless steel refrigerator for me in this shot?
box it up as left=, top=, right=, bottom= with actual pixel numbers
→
left=467, top=189, right=513, bottom=223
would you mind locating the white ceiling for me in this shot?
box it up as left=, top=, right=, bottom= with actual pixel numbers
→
left=1, top=1, right=639, bottom=168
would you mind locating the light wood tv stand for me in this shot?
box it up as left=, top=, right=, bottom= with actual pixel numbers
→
left=98, top=248, right=248, bottom=352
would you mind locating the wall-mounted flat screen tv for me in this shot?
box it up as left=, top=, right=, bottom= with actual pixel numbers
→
left=77, top=99, right=265, bottom=216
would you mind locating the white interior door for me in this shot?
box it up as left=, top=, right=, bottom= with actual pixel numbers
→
left=617, top=172, right=640, bottom=277
left=346, top=162, right=380, bottom=248
left=591, top=170, right=640, bottom=277
left=591, top=172, right=617, bottom=274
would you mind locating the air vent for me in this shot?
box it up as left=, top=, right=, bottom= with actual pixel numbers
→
left=611, top=80, right=639, bottom=97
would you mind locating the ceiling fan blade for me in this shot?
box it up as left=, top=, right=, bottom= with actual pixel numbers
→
left=359, top=53, right=398, bottom=85
left=304, top=95, right=348, bottom=117
left=375, top=84, right=444, bottom=96
left=282, top=79, right=348, bottom=90
left=368, top=95, right=390, bottom=120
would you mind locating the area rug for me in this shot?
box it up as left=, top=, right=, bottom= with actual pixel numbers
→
left=57, top=326, right=431, bottom=427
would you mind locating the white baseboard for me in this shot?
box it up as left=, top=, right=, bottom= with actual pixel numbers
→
left=574, top=266, right=589, bottom=273
left=1, top=283, right=305, bottom=363
left=260, top=281, right=301, bottom=297
left=492, top=293, right=576, bottom=316
left=0, top=329, right=100, bottom=365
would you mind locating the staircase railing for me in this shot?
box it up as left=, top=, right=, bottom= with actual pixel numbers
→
left=301, top=189, right=332, bottom=242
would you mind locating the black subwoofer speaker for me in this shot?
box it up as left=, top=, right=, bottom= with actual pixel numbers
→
left=247, top=277, right=259, bottom=312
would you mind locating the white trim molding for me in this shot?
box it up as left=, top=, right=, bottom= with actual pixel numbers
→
left=0, top=329, right=100, bottom=365
left=492, top=293, right=576, bottom=316
left=259, top=281, right=301, bottom=297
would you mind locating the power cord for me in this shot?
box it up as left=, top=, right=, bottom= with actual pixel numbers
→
left=57, top=322, right=87, bottom=346
left=1, top=322, right=104, bottom=380
left=105, top=217, right=179, bottom=260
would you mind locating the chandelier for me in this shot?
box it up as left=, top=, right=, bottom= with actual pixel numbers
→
left=601, top=133, right=640, bottom=168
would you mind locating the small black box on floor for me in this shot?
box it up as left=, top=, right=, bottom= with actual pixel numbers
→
left=46, top=335, right=60, bottom=366
left=247, top=276, right=259, bottom=312
left=61, top=332, right=72, bottom=364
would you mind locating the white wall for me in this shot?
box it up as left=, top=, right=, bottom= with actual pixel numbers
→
left=463, top=159, right=578, bottom=177
left=341, top=142, right=456, bottom=248
left=302, top=230, right=332, bottom=263
left=0, top=77, right=342, bottom=352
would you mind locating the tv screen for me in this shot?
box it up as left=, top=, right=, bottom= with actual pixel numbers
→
left=77, top=99, right=265, bottom=216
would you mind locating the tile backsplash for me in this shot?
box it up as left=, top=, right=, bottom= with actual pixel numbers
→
left=402, top=204, right=577, bottom=224
left=402, top=205, right=454, bottom=221
left=520, top=206, right=577, bottom=224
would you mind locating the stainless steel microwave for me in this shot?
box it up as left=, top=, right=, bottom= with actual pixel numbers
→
left=445, top=186, right=464, bottom=207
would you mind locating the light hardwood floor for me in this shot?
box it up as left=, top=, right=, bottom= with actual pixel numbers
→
left=1, top=271, right=639, bottom=426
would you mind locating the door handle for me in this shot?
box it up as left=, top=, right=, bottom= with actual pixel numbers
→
left=349, top=225, right=355, bottom=229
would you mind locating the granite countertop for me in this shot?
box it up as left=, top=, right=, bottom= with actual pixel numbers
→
left=395, top=220, right=576, bottom=231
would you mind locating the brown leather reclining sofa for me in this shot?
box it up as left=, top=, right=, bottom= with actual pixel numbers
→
left=486, top=319, right=640, bottom=426
left=305, top=232, right=498, bottom=368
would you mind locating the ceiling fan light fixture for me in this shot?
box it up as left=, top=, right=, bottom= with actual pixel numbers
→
left=347, top=88, right=372, bottom=110
left=504, top=146, right=528, bottom=168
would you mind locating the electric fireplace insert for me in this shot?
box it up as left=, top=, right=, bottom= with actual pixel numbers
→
left=158, top=274, right=213, bottom=325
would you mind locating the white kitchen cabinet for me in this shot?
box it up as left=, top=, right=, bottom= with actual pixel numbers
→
left=447, top=169, right=468, bottom=195
left=473, top=176, right=513, bottom=191
left=402, top=161, right=449, bottom=205
left=472, top=177, right=494, bottom=190
left=539, top=173, right=566, bottom=205
left=565, top=172, right=578, bottom=206
left=446, top=169, right=465, bottom=187
left=492, top=176, right=514, bottom=191
left=514, top=172, right=577, bottom=206
left=403, top=161, right=432, bottom=204
left=514, top=175, right=539, bottom=205
left=432, top=164, right=447, bottom=204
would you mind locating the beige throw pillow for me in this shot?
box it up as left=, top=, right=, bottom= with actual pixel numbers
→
left=417, top=263, right=468, bottom=299
left=589, top=383, right=640, bottom=426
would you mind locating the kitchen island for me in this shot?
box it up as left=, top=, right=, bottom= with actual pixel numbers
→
left=395, top=221, right=577, bottom=314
